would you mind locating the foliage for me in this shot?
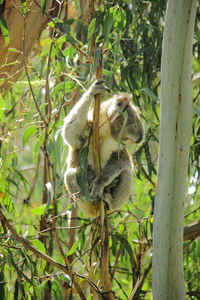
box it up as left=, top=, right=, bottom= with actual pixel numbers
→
left=0, top=1, right=199, bottom=299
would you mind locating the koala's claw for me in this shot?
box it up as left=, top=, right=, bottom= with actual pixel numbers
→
left=91, top=79, right=110, bottom=96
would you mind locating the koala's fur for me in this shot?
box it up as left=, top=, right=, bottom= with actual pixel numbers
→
left=62, top=80, right=143, bottom=217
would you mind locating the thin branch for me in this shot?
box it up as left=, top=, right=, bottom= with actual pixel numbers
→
left=0, top=209, right=68, bottom=273
left=0, top=209, right=87, bottom=300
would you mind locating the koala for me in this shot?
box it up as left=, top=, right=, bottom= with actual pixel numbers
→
left=62, top=80, right=143, bottom=217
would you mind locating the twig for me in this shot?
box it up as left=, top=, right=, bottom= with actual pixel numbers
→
left=0, top=209, right=87, bottom=300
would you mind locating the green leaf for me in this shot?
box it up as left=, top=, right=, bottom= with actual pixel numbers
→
left=0, top=16, right=10, bottom=46
left=38, top=279, right=50, bottom=299
left=51, top=280, right=64, bottom=300
left=33, top=131, right=45, bottom=165
left=31, top=204, right=53, bottom=215
left=0, top=188, right=14, bottom=213
left=31, top=240, right=47, bottom=276
left=21, top=0, right=28, bottom=16
left=16, top=79, right=45, bottom=87
left=113, top=234, right=135, bottom=268
left=65, top=32, right=79, bottom=45
left=140, top=87, right=159, bottom=102
left=51, top=82, right=75, bottom=97
left=0, top=95, right=5, bottom=120
left=31, top=240, right=46, bottom=254
left=13, top=168, right=30, bottom=192
left=66, top=240, right=79, bottom=256
left=8, top=48, right=21, bottom=53
left=23, top=126, right=38, bottom=147
left=41, top=0, right=47, bottom=15
left=88, top=18, right=96, bottom=41
left=103, top=7, right=115, bottom=43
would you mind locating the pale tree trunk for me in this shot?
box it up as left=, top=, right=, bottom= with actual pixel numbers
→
left=152, top=1, right=197, bottom=300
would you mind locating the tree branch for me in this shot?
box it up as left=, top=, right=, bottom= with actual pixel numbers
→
left=183, top=222, right=200, bottom=241
left=0, top=209, right=87, bottom=300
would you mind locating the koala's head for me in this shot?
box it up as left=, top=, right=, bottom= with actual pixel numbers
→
left=107, top=94, right=144, bottom=144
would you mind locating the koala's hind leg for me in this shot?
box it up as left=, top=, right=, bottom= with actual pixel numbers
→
left=64, top=168, right=80, bottom=195
left=105, top=170, right=132, bottom=211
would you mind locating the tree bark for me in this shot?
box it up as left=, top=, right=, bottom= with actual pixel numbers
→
left=152, top=1, right=197, bottom=300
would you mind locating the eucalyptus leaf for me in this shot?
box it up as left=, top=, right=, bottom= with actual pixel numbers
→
left=23, top=126, right=38, bottom=147
left=31, top=204, right=53, bottom=216
left=0, top=189, right=14, bottom=213
left=140, top=87, right=159, bottom=102
left=51, top=280, right=64, bottom=300
left=21, top=0, right=28, bottom=16
left=88, top=18, right=96, bottom=41
left=41, top=0, right=47, bottom=15
left=113, top=233, right=135, bottom=268
left=66, top=240, right=79, bottom=256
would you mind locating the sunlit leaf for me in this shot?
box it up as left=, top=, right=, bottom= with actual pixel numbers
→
left=21, top=0, right=28, bottom=16
left=8, top=48, right=22, bottom=53
left=0, top=95, right=5, bottom=120
left=88, top=18, right=96, bottom=41
left=51, top=280, right=64, bottom=300
left=31, top=240, right=46, bottom=254
left=31, top=204, right=53, bottom=215
left=23, top=126, right=38, bottom=147
left=66, top=240, right=79, bottom=256
left=0, top=188, right=14, bottom=213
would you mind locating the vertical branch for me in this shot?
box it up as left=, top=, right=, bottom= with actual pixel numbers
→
left=92, top=63, right=103, bottom=173
left=92, top=45, right=115, bottom=300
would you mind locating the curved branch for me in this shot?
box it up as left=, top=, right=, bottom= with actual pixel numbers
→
left=184, top=222, right=200, bottom=241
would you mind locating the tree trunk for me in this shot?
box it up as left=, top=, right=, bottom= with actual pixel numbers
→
left=152, top=1, right=197, bottom=300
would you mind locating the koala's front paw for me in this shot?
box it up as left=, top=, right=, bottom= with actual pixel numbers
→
left=90, top=181, right=104, bottom=201
left=90, top=79, right=110, bottom=96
